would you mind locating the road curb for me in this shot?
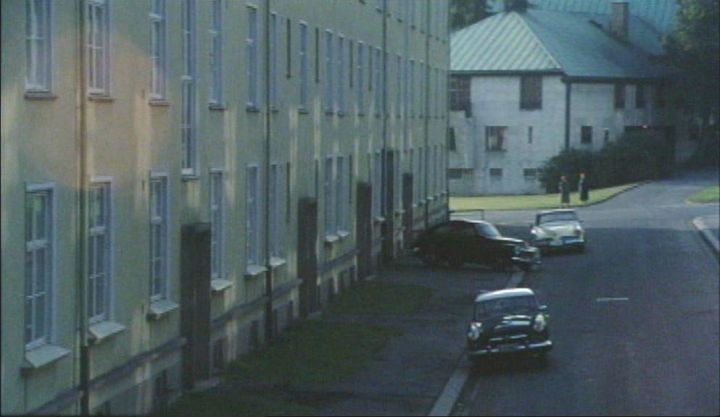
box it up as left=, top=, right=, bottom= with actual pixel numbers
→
left=450, top=181, right=650, bottom=215
left=692, top=216, right=720, bottom=255
left=427, top=270, right=525, bottom=416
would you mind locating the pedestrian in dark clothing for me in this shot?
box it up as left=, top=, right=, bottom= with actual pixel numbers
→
left=559, top=176, right=570, bottom=207
left=578, top=172, right=590, bottom=203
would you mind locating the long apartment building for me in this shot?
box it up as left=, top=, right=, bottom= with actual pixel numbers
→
left=0, top=0, right=450, bottom=414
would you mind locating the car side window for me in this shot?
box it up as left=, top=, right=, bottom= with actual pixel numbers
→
left=432, top=224, right=453, bottom=236
left=456, top=224, right=477, bottom=237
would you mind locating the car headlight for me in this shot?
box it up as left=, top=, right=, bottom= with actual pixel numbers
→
left=467, top=322, right=482, bottom=340
left=574, top=225, right=583, bottom=236
left=533, top=314, right=546, bottom=332
left=514, top=245, right=522, bottom=255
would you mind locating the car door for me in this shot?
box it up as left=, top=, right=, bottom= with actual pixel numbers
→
left=454, top=222, right=482, bottom=263
left=473, top=223, right=502, bottom=265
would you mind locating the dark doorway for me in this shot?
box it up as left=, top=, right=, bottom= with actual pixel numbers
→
left=180, top=222, right=211, bottom=390
left=356, top=182, right=372, bottom=280
left=297, top=197, right=319, bottom=317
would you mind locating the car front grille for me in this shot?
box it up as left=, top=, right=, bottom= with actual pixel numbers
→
left=488, top=333, right=528, bottom=346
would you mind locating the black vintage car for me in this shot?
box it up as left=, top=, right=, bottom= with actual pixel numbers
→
left=466, top=288, right=552, bottom=362
left=412, top=220, right=540, bottom=270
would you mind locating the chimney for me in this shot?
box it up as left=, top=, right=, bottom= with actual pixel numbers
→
left=609, top=1, right=629, bottom=41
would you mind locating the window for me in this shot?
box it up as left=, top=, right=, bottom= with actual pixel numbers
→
left=149, top=175, right=168, bottom=301
left=88, top=180, right=111, bottom=324
left=410, top=60, right=415, bottom=117
left=372, top=152, right=382, bottom=216
left=448, top=169, right=462, bottom=179
left=87, top=0, right=110, bottom=95
left=523, top=168, right=537, bottom=178
left=286, top=18, right=291, bottom=78
left=269, top=164, right=285, bottom=257
left=246, top=165, right=260, bottom=266
left=270, top=12, right=278, bottom=109
left=181, top=0, right=196, bottom=174
left=324, top=157, right=335, bottom=234
left=486, top=126, right=507, bottom=151
left=417, top=147, right=424, bottom=202
left=25, top=185, right=53, bottom=349
left=655, top=84, right=666, bottom=108
left=528, top=126, right=533, bottom=144
left=614, top=83, right=625, bottom=109
left=210, top=172, right=224, bottom=280
left=299, top=22, right=308, bottom=109
left=374, top=48, right=382, bottom=116
left=395, top=55, right=402, bottom=117
left=314, top=27, right=320, bottom=83
left=246, top=6, right=259, bottom=108
left=448, top=127, right=456, bottom=151
left=337, top=34, right=345, bottom=113
left=26, top=0, right=52, bottom=92
left=581, top=126, right=592, bottom=144
left=209, top=0, right=223, bottom=105
left=489, top=168, right=503, bottom=178
left=635, top=84, right=645, bottom=109
left=149, top=0, right=166, bottom=99
left=450, top=75, right=470, bottom=116
left=520, top=75, right=542, bottom=110
left=324, top=30, right=333, bottom=113
left=357, top=42, right=365, bottom=114
left=336, top=156, right=346, bottom=232
left=604, top=128, right=610, bottom=143
left=349, top=40, right=354, bottom=89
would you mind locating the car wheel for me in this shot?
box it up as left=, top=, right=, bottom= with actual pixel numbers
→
left=420, top=249, right=440, bottom=267
left=578, top=244, right=586, bottom=253
left=492, top=259, right=509, bottom=272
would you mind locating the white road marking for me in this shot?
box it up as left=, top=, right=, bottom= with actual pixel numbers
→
left=595, top=297, right=629, bottom=302
left=428, top=270, right=526, bottom=416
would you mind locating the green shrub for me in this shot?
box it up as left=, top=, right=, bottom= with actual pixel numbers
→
left=539, top=130, right=674, bottom=192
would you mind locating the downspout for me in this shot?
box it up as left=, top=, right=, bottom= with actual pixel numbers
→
left=263, top=0, right=274, bottom=343
left=423, top=0, right=430, bottom=229
left=76, top=0, right=90, bottom=413
left=381, top=0, right=387, bottom=231
left=564, top=79, right=571, bottom=150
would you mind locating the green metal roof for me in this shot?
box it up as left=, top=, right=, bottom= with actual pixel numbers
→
left=451, top=9, right=676, bottom=79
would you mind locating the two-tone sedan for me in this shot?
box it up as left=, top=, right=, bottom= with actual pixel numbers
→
left=466, top=288, right=552, bottom=363
left=530, top=209, right=586, bottom=252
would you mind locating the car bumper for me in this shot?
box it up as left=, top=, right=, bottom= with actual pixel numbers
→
left=467, top=340, right=553, bottom=359
left=532, top=237, right=584, bottom=249
left=512, top=248, right=542, bottom=265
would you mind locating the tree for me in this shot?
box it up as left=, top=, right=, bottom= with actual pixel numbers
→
left=450, top=0, right=492, bottom=31
left=665, top=0, right=720, bottom=165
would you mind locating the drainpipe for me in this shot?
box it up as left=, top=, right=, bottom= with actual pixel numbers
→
left=381, top=0, right=387, bottom=257
left=423, top=0, right=430, bottom=229
left=76, top=0, right=90, bottom=413
left=564, top=79, right=572, bottom=150
left=263, top=0, right=274, bottom=343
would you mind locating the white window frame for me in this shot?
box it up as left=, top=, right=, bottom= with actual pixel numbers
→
left=149, top=0, right=166, bottom=100
left=269, top=163, right=286, bottom=258
left=149, top=174, right=169, bottom=301
left=336, top=34, right=345, bottom=114
left=88, top=178, right=113, bottom=324
left=324, top=156, right=335, bottom=235
left=210, top=170, right=224, bottom=280
left=181, top=0, right=197, bottom=175
left=25, top=0, right=53, bottom=92
left=246, top=165, right=261, bottom=266
left=209, top=0, right=223, bottom=105
left=324, top=30, right=333, bottom=114
left=269, top=12, right=278, bottom=109
left=25, top=183, right=55, bottom=350
left=357, top=41, right=364, bottom=115
left=246, top=5, right=259, bottom=109
left=86, top=0, right=111, bottom=95
left=298, top=21, right=308, bottom=110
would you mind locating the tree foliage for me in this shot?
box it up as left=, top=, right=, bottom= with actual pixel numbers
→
left=450, top=0, right=492, bottom=31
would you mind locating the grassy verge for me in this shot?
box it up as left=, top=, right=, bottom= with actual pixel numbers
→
left=450, top=182, right=639, bottom=211
left=688, top=186, right=720, bottom=203
left=326, top=280, right=434, bottom=315
left=165, top=281, right=430, bottom=417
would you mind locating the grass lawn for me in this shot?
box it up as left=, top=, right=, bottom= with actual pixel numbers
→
left=450, top=182, right=639, bottom=211
left=688, top=186, right=720, bottom=203
left=326, top=280, right=434, bottom=315
left=165, top=280, right=431, bottom=417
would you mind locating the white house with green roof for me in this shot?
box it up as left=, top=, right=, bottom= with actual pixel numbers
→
left=448, top=0, right=694, bottom=195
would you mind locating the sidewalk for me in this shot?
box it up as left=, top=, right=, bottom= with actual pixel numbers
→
left=692, top=214, right=720, bottom=254
left=302, top=258, right=511, bottom=416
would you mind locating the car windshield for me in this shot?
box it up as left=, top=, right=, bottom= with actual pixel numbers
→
left=474, top=296, right=538, bottom=319
left=538, top=211, right=578, bottom=224
left=474, top=223, right=501, bottom=238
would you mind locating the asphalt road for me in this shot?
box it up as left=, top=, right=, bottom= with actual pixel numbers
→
left=451, top=170, right=720, bottom=416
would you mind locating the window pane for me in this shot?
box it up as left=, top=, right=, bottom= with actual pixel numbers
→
left=35, top=248, right=46, bottom=293
left=34, top=293, right=45, bottom=339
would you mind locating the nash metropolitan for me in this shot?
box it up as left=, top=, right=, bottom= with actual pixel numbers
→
left=466, top=288, right=552, bottom=362
left=412, top=220, right=541, bottom=271
left=530, top=209, right=586, bottom=252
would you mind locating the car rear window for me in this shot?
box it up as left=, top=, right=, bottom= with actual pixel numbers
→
left=474, top=296, right=538, bottom=319
left=538, top=212, right=578, bottom=224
